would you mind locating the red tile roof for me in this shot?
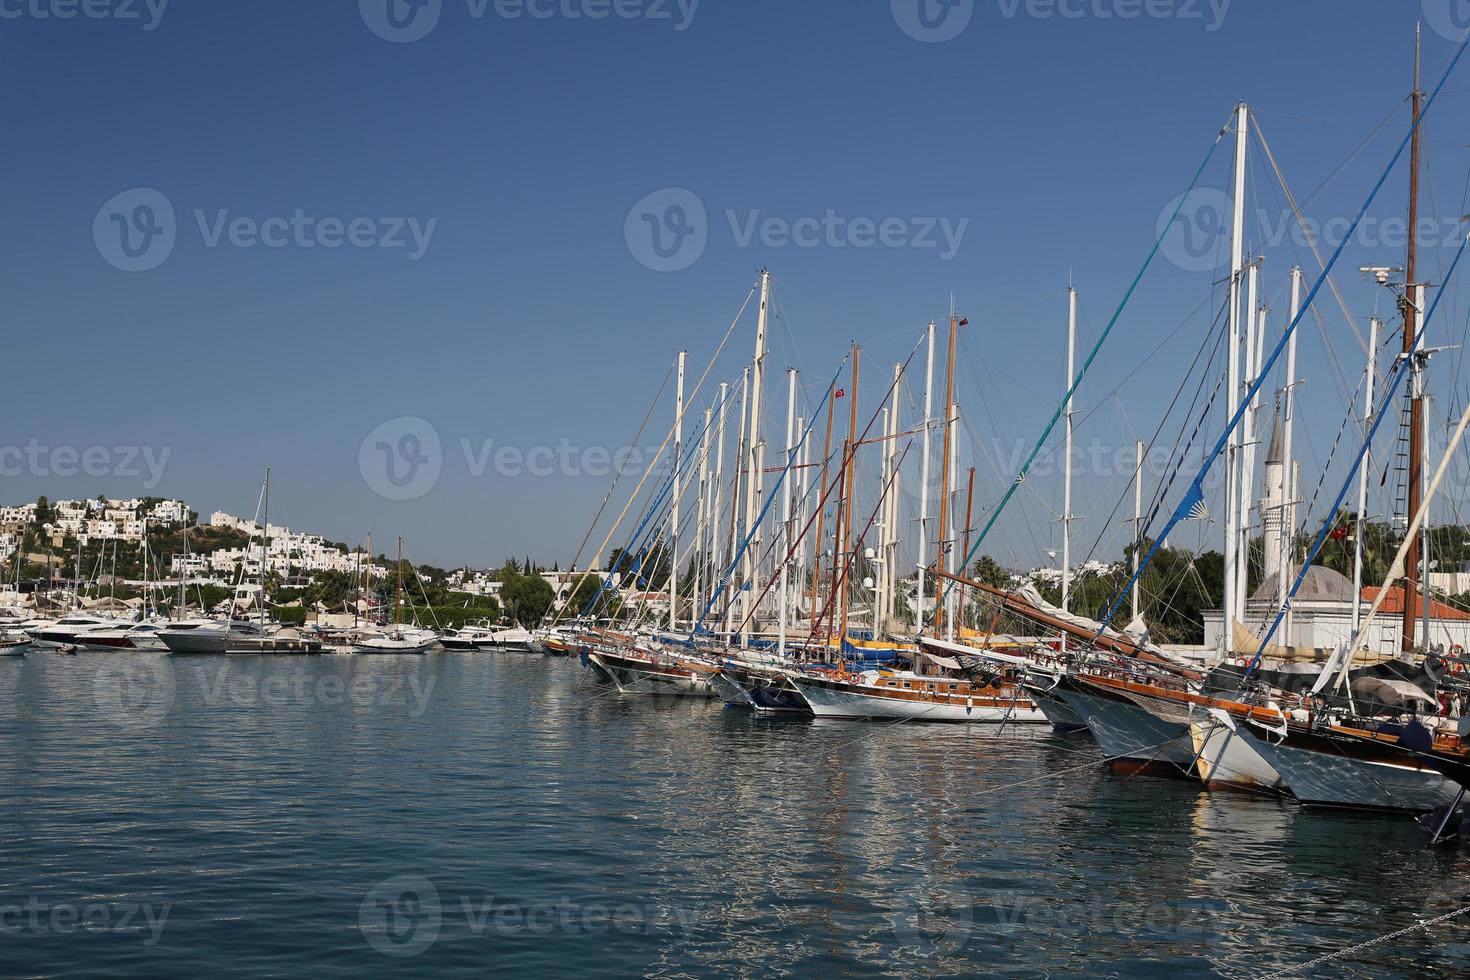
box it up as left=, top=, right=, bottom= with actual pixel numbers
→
left=1361, top=586, right=1470, bottom=621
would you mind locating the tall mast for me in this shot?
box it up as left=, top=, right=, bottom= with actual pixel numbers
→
left=1061, top=286, right=1078, bottom=633
left=778, top=368, right=798, bottom=654
left=694, top=405, right=712, bottom=630
left=883, top=362, right=903, bottom=635
left=1280, top=267, right=1302, bottom=637
left=710, top=381, right=730, bottom=610
left=354, top=536, right=362, bottom=629
left=1353, top=316, right=1381, bottom=635
left=915, top=321, right=937, bottom=630
left=837, top=346, right=860, bottom=646
left=1403, top=31, right=1425, bottom=652
left=961, top=465, right=975, bottom=634
left=875, top=405, right=891, bottom=633
left=1132, top=440, right=1144, bottom=619
left=260, top=466, right=270, bottom=623
left=395, top=535, right=403, bottom=628
left=670, top=350, right=686, bottom=632
left=932, top=311, right=959, bottom=631
left=1222, top=102, right=1249, bottom=658
left=740, top=270, right=771, bottom=637
left=725, top=368, right=748, bottom=638
left=807, top=378, right=839, bottom=627
left=1236, top=261, right=1261, bottom=625
left=945, top=403, right=960, bottom=641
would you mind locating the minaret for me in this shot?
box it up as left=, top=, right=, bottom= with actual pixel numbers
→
left=1261, top=409, right=1286, bottom=589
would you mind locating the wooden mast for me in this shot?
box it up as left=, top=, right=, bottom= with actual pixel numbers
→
left=1402, top=28, right=1425, bottom=652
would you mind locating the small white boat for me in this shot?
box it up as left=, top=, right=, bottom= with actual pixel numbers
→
left=353, top=627, right=438, bottom=655
left=439, top=625, right=499, bottom=651
left=159, top=619, right=263, bottom=654
left=0, top=633, right=27, bottom=656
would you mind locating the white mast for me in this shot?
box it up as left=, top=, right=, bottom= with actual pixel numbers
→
left=1279, top=267, right=1302, bottom=638
left=1132, top=440, right=1144, bottom=620
left=1222, top=102, right=1249, bottom=657
left=669, top=351, right=686, bottom=631
left=694, top=404, right=712, bottom=631
left=1061, top=286, right=1078, bottom=636
left=710, top=380, right=730, bottom=607
left=260, top=466, right=270, bottom=624
left=915, top=321, right=937, bottom=629
left=794, top=415, right=808, bottom=627
left=778, top=368, right=798, bottom=654
left=740, top=270, right=770, bottom=638
left=1236, top=261, right=1261, bottom=625
left=727, top=367, right=749, bottom=638
left=884, top=362, right=903, bottom=635
left=876, top=404, right=891, bottom=633
left=1352, top=315, right=1380, bottom=634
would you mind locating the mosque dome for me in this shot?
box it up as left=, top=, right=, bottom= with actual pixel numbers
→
left=1251, top=565, right=1355, bottom=602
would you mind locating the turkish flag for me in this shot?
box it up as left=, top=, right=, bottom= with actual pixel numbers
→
left=1329, top=525, right=1349, bottom=541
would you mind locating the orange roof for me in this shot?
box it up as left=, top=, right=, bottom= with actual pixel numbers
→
left=1361, top=586, right=1470, bottom=621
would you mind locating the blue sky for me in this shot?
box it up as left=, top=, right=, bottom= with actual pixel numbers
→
left=4, top=1, right=1470, bottom=570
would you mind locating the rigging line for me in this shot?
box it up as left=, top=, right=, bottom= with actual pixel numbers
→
left=554, top=358, right=673, bottom=606
left=1253, top=113, right=1394, bottom=358
left=942, top=117, right=1231, bottom=618
left=1247, top=231, right=1470, bottom=674
left=553, top=284, right=756, bottom=627
left=1101, top=43, right=1470, bottom=636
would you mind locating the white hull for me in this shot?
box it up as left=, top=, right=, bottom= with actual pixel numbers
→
left=1054, top=681, right=1196, bottom=774
left=793, top=679, right=1046, bottom=724
left=1189, top=706, right=1287, bottom=795
left=1237, top=727, right=1461, bottom=812
left=586, top=652, right=716, bottom=697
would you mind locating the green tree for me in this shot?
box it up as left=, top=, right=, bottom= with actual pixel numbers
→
left=502, top=574, right=554, bottom=626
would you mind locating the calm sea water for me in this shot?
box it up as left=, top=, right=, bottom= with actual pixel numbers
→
left=1, top=651, right=1468, bottom=978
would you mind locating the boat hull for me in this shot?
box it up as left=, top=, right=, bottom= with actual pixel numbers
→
left=586, top=651, right=716, bottom=697
left=1238, top=725, right=1461, bottom=812
left=1054, top=678, right=1197, bottom=776
left=1189, top=706, right=1288, bottom=795
left=793, top=676, right=1046, bottom=723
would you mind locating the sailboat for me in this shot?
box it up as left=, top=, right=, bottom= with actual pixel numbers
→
left=354, top=537, right=437, bottom=654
